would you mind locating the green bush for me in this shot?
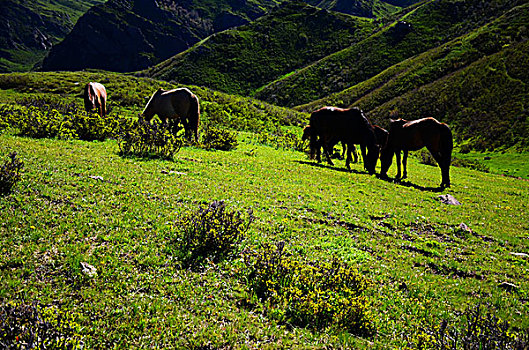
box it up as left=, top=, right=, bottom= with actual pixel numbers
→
left=242, top=242, right=376, bottom=336
left=412, top=304, right=529, bottom=349
left=117, top=119, right=182, bottom=160
left=0, top=98, right=124, bottom=141
left=174, top=201, right=254, bottom=268
left=0, top=152, right=24, bottom=195
left=255, top=130, right=305, bottom=152
left=201, top=126, right=238, bottom=151
left=0, top=301, right=83, bottom=349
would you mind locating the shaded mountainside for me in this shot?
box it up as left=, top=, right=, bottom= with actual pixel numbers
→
left=39, top=0, right=415, bottom=73
left=304, top=0, right=407, bottom=18
left=145, top=2, right=376, bottom=96
left=0, top=0, right=104, bottom=72
left=298, top=3, right=529, bottom=151
left=255, top=0, right=529, bottom=107
left=41, top=0, right=283, bottom=72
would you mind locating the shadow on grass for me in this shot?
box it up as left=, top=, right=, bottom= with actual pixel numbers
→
left=376, top=175, right=446, bottom=193
left=296, top=160, right=367, bottom=175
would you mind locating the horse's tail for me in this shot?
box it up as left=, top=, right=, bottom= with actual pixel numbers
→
left=439, top=124, right=453, bottom=164
left=188, top=94, right=200, bottom=142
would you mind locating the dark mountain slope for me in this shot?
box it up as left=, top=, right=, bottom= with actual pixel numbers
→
left=39, top=0, right=417, bottom=73
left=299, top=3, right=529, bottom=151
left=0, top=0, right=104, bottom=72
left=41, top=0, right=282, bottom=72
left=146, top=2, right=375, bottom=96
left=255, top=0, right=529, bottom=107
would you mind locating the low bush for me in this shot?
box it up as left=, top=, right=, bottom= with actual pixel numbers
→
left=0, top=98, right=123, bottom=141
left=201, top=126, right=238, bottom=151
left=242, top=242, right=376, bottom=336
left=255, top=130, right=305, bottom=152
left=0, top=301, right=83, bottom=349
left=412, top=303, right=529, bottom=349
left=451, top=157, right=490, bottom=172
left=0, top=152, right=24, bottom=195
left=117, top=119, right=182, bottom=159
left=173, top=201, right=254, bottom=268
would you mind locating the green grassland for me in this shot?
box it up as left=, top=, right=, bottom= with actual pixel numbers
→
left=0, top=72, right=528, bottom=347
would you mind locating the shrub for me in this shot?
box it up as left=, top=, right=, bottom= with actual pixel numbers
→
left=201, top=126, right=238, bottom=151
left=0, top=152, right=24, bottom=195
left=412, top=303, right=529, bottom=349
left=117, top=119, right=182, bottom=159
left=242, top=242, right=376, bottom=336
left=0, top=300, right=83, bottom=349
left=451, top=157, right=490, bottom=172
left=255, top=130, right=305, bottom=152
left=418, top=149, right=437, bottom=166
left=174, top=201, right=254, bottom=268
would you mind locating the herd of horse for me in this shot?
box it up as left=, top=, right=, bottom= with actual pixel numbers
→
left=83, top=82, right=453, bottom=188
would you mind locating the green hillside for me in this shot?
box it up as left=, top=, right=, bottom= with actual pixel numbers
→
left=0, top=71, right=528, bottom=347
left=0, top=0, right=104, bottom=73
left=255, top=0, right=529, bottom=107
left=146, top=2, right=376, bottom=96
left=298, top=3, right=529, bottom=151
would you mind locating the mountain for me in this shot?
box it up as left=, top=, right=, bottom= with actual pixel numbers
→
left=40, top=0, right=283, bottom=72
left=40, top=0, right=416, bottom=73
left=145, top=2, right=376, bottom=96
left=0, top=0, right=104, bottom=72
left=254, top=0, right=529, bottom=107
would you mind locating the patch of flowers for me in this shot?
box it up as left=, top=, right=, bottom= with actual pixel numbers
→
left=0, top=300, right=83, bottom=349
left=0, top=152, right=23, bottom=195
left=241, top=242, right=376, bottom=336
left=173, top=201, right=254, bottom=268
left=412, top=303, right=529, bottom=349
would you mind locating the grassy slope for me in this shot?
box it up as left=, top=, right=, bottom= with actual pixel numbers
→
left=146, top=2, right=375, bottom=96
left=0, top=132, right=528, bottom=347
left=0, top=71, right=307, bottom=132
left=297, top=3, right=529, bottom=151
left=0, top=0, right=104, bottom=72
left=254, top=0, right=529, bottom=107
left=0, top=71, right=528, bottom=347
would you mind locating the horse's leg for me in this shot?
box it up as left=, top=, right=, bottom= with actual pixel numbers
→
left=360, top=144, right=368, bottom=171
left=395, top=150, right=402, bottom=179
left=428, top=148, right=451, bottom=187
left=345, top=143, right=353, bottom=170
left=402, top=150, right=408, bottom=179
left=352, top=144, right=358, bottom=163
left=323, top=141, right=334, bottom=166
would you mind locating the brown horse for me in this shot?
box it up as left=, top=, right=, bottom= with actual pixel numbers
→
left=304, top=107, right=379, bottom=174
left=83, top=82, right=107, bottom=117
left=380, top=117, right=453, bottom=188
left=141, top=87, right=200, bottom=142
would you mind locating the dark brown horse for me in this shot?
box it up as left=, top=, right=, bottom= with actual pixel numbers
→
left=141, top=87, right=200, bottom=142
left=380, top=117, right=453, bottom=187
left=83, top=82, right=107, bottom=117
left=304, top=107, right=379, bottom=174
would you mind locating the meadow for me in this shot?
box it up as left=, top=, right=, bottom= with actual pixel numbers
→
left=0, top=72, right=528, bottom=348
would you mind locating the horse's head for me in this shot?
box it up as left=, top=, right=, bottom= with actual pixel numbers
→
left=301, top=125, right=311, bottom=141
left=365, top=144, right=380, bottom=175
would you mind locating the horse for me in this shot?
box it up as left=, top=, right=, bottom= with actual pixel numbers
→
left=302, top=125, right=357, bottom=162
left=304, top=107, right=379, bottom=174
left=379, top=117, right=453, bottom=188
left=83, top=82, right=107, bottom=117
left=140, top=87, right=200, bottom=142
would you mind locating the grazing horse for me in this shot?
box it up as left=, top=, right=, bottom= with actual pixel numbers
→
left=304, top=107, right=379, bottom=174
left=141, top=87, right=200, bottom=142
left=380, top=117, right=453, bottom=188
left=83, top=82, right=107, bottom=117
